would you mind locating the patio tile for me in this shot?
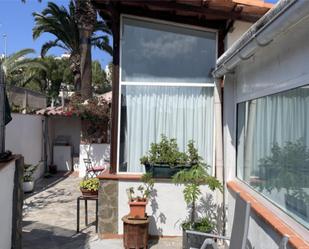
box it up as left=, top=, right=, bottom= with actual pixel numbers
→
left=22, top=173, right=183, bottom=249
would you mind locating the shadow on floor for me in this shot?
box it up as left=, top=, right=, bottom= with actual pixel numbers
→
left=24, top=172, right=76, bottom=200
left=23, top=221, right=91, bottom=249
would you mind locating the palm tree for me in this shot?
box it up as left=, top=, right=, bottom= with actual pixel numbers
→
left=0, top=48, right=46, bottom=86
left=33, top=1, right=112, bottom=98
left=75, top=0, right=96, bottom=99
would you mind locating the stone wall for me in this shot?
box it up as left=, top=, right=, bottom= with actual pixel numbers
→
left=11, top=156, right=24, bottom=249
left=98, top=179, right=118, bottom=236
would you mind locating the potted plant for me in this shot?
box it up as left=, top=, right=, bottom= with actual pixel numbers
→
left=172, top=141, right=222, bottom=249
left=79, top=178, right=100, bottom=196
left=140, top=135, right=195, bottom=178
left=126, top=173, right=154, bottom=219
left=23, top=164, right=38, bottom=193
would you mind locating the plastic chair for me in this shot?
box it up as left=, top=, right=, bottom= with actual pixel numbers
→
left=83, top=158, right=106, bottom=178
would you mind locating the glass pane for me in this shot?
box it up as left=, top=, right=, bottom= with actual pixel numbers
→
left=119, top=85, right=214, bottom=173
left=121, top=17, right=216, bottom=83
left=237, top=87, right=309, bottom=229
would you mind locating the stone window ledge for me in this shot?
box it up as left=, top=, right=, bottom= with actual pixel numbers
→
left=97, top=172, right=142, bottom=181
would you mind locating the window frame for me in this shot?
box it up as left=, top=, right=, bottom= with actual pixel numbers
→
left=235, top=84, right=309, bottom=237
left=117, top=14, right=218, bottom=175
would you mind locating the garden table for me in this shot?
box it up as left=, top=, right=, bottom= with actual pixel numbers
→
left=76, top=195, right=98, bottom=233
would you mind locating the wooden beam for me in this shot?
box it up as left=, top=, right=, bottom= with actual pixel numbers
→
left=118, top=5, right=227, bottom=30
left=94, top=1, right=263, bottom=23
left=109, top=5, right=120, bottom=174
left=232, top=0, right=273, bottom=9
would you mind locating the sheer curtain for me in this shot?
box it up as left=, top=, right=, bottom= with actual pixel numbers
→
left=120, top=85, right=214, bottom=173
left=237, top=87, right=309, bottom=228
left=240, top=88, right=309, bottom=178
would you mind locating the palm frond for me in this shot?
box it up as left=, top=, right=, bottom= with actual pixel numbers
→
left=91, top=39, right=113, bottom=56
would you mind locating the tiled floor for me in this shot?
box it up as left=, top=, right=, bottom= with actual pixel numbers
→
left=22, top=173, right=182, bottom=249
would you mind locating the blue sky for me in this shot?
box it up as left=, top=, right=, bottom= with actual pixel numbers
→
left=0, top=0, right=112, bottom=68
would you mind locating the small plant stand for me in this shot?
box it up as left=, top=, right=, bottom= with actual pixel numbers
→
left=122, top=215, right=149, bottom=249
left=76, top=195, right=98, bottom=233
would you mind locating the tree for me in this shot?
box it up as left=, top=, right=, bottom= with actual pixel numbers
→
left=92, top=60, right=111, bottom=94
left=23, top=56, right=74, bottom=99
left=33, top=1, right=112, bottom=98
left=74, top=0, right=96, bottom=99
left=0, top=49, right=46, bottom=86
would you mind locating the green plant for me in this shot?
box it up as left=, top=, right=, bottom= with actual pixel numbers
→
left=172, top=141, right=222, bottom=228
left=24, top=164, right=38, bottom=182
left=140, top=135, right=201, bottom=167
left=182, top=217, right=214, bottom=233
left=79, top=178, right=100, bottom=191
left=126, top=173, right=155, bottom=202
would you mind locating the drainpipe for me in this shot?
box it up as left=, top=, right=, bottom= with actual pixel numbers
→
left=213, top=0, right=308, bottom=78
left=214, top=77, right=225, bottom=233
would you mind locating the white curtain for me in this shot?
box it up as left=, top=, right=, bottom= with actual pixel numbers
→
left=121, top=85, right=214, bottom=173
left=238, top=88, right=309, bottom=179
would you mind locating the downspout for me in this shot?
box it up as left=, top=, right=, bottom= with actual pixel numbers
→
left=214, top=77, right=225, bottom=234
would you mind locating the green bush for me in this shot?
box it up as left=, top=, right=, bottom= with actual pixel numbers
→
left=140, top=135, right=201, bottom=167
left=24, top=164, right=38, bottom=182
left=182, top=217, right=214, bottom=233
left=79, top=178, right=100, bottom=191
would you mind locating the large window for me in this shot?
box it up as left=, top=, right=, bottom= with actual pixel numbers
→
left=237, top=86, right=309, bottom=229
left=119, top=16, right=217, bottom=173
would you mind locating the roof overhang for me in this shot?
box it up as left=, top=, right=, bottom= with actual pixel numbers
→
left=213, top=0, right=309, bottom=78
left=93, top=0, right=273, bottom=30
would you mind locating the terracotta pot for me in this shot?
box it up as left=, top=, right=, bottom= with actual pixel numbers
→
left=80, top=188, right=98, bottom=197
left=129, top=201, right=147, bottom=219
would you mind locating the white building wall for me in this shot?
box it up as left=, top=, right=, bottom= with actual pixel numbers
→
left=223, top=13, right=309, bottom=249
left=79, top=143, right=109, bottom=177
left=0, top=160, right=15, bottom=249
left=118, top=181, right=221, bottom=236
left=235, top=17, right=309, bottom=102
left=225, top=21, right=253, bottom=50
left=48, top=116, right=81, bottom=155
left=5, top=114, right=44, bottom=180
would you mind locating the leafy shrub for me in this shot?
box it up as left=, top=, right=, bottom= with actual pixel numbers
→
left=79, top=178, right=100, bottom=191
left=182, top=217, right=214, bottom=233
left=140, top=135, right=202, bottom=167
left=24, top=164, right=38, bottom=182
left=126, top=173, right=155, bottom=202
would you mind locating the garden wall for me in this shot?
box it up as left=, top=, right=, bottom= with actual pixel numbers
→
left=0, top=160, right=15, bottom=249
left=48, top=116, right=81, bottom=155
left=98, top=178, right=223, bottom=237
left=5, top=113, right=44, bottom=180
left=79, top=143, right=109, bottom=177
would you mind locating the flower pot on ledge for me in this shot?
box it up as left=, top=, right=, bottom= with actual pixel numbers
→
left=80, top=188, right=98, bottom=197
left=145, top=164, right=192, bottom=178
left=129, top=201, right=147, bottom=219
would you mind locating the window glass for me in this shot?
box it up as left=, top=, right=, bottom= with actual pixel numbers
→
left=237, top=87, right=309, bottom=229
left=119, top=85, right=214, bottom=172
left=121, top=17, right=216, bottom=83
